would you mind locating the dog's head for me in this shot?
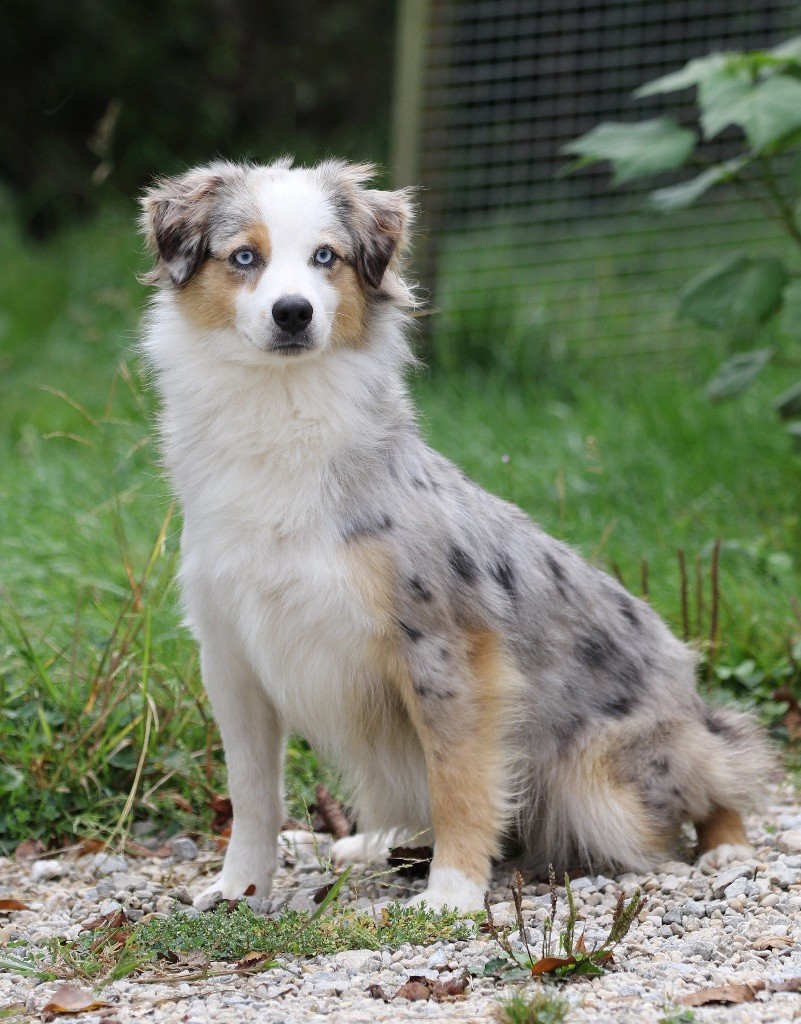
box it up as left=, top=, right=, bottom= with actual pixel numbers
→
left=140, top=159, right=415, bottom=361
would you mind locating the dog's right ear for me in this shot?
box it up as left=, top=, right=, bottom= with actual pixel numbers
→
left=140, top=165, right=230, bottom=287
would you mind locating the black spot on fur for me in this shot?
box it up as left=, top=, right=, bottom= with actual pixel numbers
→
left=551, top=707, right=588, bottom=749
left=449, top=544, right=479, bottom=584
left=398, top=621, right=423, bottom=642
left=600, top=692, right=635, bottom=718
left=650, top=757, right=669, bottom=773
left=489, top=556, right=517, bottom=600
left=411, top=476, right=427, bottom=490
left=614, top=590, right=640, bottom=628
left=409, top=577, right=433, bottom=601
left=576, top=627, right=643, bottom=717
left=439, top=646, right=450, bottom=661
left=343, top=514, right=393, bottom=542
left=704, top=708, right=736, bottom=739
left=413, top=681, right=456, bottom=700
left=545, top=552, right=565, bottom=581
left=544, top=552, right=569, bottom=600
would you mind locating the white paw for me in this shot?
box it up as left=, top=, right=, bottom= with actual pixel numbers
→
left=193, top=860, right=275, bottom=908
left=331, top=832, right=391, bottom=868
left=406, top=867, right=486, bottom=914
left=698, top=843, right=754, bottom=874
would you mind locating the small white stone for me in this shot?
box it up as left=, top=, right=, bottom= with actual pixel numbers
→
left=30, top=859, right=69, bottom=882
left=777, top=830, right=801, bottom=854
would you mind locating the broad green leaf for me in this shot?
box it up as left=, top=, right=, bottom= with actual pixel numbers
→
left=700, top=70, right=801, bottom=151
left=786, top=420, right=801, bottom=452
left=771, top=35, right=801, bottom=62
left=774, top=379, right=801, bottom=419
left=635, top=54, right=729, bottom=97
left=704, top=349, right=774, bottom=401
left=779, top=280, right=801, bottom=339
left=648, top=156, right=751, bottom=212
left=679, top=254, right=788, bottom=331
left=562, top=119, right=695, bottom=185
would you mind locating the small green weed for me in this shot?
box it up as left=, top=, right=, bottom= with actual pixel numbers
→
left=483, top=869, right=645, bottom=982
left=497, top=989, right=571, bottom=1024
left=659, top=1009, right=697, bottom=1024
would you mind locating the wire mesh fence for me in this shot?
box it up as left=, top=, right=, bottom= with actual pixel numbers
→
left=399, top=0, right=801, bottom=368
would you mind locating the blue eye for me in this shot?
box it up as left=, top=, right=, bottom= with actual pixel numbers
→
left=314, top=246, right=335, bottom=266
left=233, top=249, right=255, bottom=267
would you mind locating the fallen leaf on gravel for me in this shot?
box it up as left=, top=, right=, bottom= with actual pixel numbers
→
left=123, top=839, right=172, bottom=859
left=678, top=982, right=764, bottom=1006
left=753, top=935, right=794, bottom=950
left=14, top=838, right=45, bottom=862
left=430, top=977, right=470, bottom=1001
left=81, top=910, right=126, bottom=933
left=0, top=899, right=30, bottom=912
left=530, top=955, right=578, bottom=975
left=367, top=983, right=390, bottom=1001
left=72, top=838, right=107, bottom=857
left=394, top=979, right=431, bottom=1001
left=235, top=951, right=271, bottom=970
left=769, top=977, right=801, bottom=993
left=42, top=985, right=111, bottom=1014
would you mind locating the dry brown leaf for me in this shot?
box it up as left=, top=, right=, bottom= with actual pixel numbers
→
left=753, top=935, right=794, bottom=951
left=14, top=838, right=45, bottom=862
left=236, top=950, right=270, bottom=970
left=678, top=982, right=764, bottom=1007
left=72, top=839, right=107, bottom=858
left=769, top=977, right=801, bottom=993
left=209, top=794, right=233, bottom=833
left=314, top=784, right=351, bottom=840
left=394, top=979, right=431, bottom=1001
left=42, top=984, right=111, bottom=1014
left=430, top=977, right=469, bottom=1001
left=0, top=899, right=30, bottom=912
left=530, top=955, right=578, bottom=975
left=367, top=983, right=390, bottom=1001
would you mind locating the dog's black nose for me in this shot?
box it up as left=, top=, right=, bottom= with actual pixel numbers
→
left=272, top=295, right=313, bottom=336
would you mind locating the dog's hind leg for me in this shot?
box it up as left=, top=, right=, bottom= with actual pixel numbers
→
left=391, top=630, right=521, bottom=913
left=695, top=806, right=752, bottom=870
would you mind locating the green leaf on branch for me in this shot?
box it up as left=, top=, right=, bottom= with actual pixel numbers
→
left=699, top=70, right=801, bottom=151
left=705, top=350, right=774, bottom=401
left=648, top=156, right=751, bottom=212
left=635, top=54, right=729, bottom=98
left=774, top=380, right=801, bottom=420
left=779, top=280, right=801, bottom=339
left=679, top=255, right=788, bottom=331
left=561, top=119, right=695, bottom=185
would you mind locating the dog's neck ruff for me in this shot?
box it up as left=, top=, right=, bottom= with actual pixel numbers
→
left=142, top=293, right=414, bottom=536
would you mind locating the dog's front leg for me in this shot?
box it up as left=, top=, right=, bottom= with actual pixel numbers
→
left=397, top=631, right=518, bottom=914
left=194, top=636, right=284, bottom=906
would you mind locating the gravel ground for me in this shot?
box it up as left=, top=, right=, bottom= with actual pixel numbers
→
left=2, top=782, right=801, bottom=1024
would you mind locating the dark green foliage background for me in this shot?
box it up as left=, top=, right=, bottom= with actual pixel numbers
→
left=2, top=0, right=395, bottom=234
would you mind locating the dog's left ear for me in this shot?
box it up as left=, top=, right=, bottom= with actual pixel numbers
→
left=140, top=163, right=235, bottom=287
left=326, top=163, right=416, bottom=292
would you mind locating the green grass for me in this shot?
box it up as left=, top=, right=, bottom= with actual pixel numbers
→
left=0, top=895, right=474, bottom=984
left=496, top=990, right=571, bottom=1024
left=0, top=197, right=799, bottom=849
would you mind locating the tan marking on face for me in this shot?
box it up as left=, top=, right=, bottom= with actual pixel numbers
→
left=176, top=223, right=272, bottom=331
left=329, top=261, right=367, bottom=349
left=695, top=806, right=749, bottom=854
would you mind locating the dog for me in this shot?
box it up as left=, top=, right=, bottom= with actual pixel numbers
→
left=139, top=158, right=771, bottom=912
